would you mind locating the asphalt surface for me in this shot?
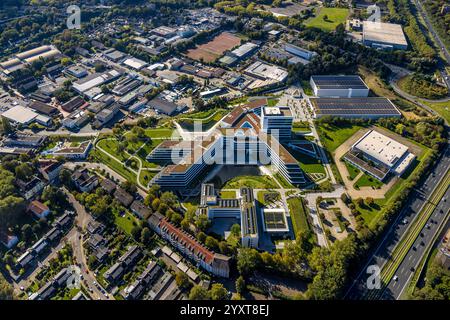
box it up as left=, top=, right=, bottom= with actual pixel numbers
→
left=345, top=144, right=450, bottom=299
left=382, top=187, right=450, bottom=300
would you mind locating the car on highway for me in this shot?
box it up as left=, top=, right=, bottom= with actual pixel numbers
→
left=393, top=275, right=399, bottom=282
left=402, top=219, right=408, bottom=225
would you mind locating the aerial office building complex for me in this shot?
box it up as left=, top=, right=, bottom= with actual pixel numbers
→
left=149, top=102, right=305, bottom=189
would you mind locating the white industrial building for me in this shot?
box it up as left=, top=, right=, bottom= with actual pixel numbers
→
left=1, top=105, right=52, bottom=126
left=72, top=69, right=121, bottom=95
left=310, top=75, right=370, bottom=97
left=122, top=57, right=149, bottom=71
left=362, top=21, right=408, bottom=50
left=345, top=130, right=416, bottom=181
left=284, top=43, right=317, bottom=61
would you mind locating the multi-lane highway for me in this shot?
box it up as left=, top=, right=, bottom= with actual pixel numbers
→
left=382, top=187, right=450, bottom=299
left=345, top=144, right=450, bottom=299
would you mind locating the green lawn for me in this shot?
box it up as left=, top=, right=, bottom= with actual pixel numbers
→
left=316, top=122, right=364, bottom=152
left=287, top=197, right=310, bottom=238
left=222, top=175, right=279, bottom=189
left=343, top=160, right=361, bottom=181
left=274, top=172, right=295, bottom=189
left=91, top=149, right=138, bottom=183
left=286, top=147, right=326, bottom=174
left=301, top=80, right=314, bottom=96
left=219, top=190, right=237, bottom=199
left=304, top=7, right=349, bottom=32
left=257, top=190, right=281, bottom=206
left=144, top=128, right=176, bottom=139
left=139, top=170, right=156, bottom=187
left=113, top=209, right=137, bottom=235
left=97, top=139, right=128, bottom=161
left=419, top=100, right=450, bottom=125
left=268, top=98, right=279, bottom=107
left=354, top=173, right=384, bottom=189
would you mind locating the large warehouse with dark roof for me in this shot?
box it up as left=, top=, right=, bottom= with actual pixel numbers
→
left=310, top=75, right=370, bottom=97
left=308, top=97, right=401, bottom=119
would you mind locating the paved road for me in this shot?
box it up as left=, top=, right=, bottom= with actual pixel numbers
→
left=345, top=144, right=450, bottom=299
left=382, top=187, right=450, bottom=300
left=64, top=189, right=110, bottom=300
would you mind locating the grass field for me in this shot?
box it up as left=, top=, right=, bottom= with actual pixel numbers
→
left=91, top=148, right=137, bottom=183
left=304, top=7, right=349, bottom=32
left=316, top=122, right=364, bottom=152
left=143, top=128, right=176, bottom=139
left=257, top=190, right=281, bottom=206
left=354, top=173, right=384, bottom=189
left=219, top=190, right=237, bottom=199
left=113, top=209, right=137, bottom=235
left=398, top=74, right=448, bottom=100
left=419, top=99, right=450, bottom=124
left=301, top=80, right=314, bottom=96
left=138, top=170, right=156, bottom=187
left=287, top=197, right=310, bottom=238
left=286, top=146, right=326, bottom=174
left=274, top=172, right=294, bottom=189
left=343, top=160, right=361, bottom=181
left=178, top=109, right=228, bottom=132
left=222, top=175, right=279, bottom=189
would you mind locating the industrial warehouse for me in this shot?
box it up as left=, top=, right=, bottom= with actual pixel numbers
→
left=308, top=97, right=402, bottom=119
left=310, top=75, right=370, bottom=97
left=344, top=129, right=416, bottom=181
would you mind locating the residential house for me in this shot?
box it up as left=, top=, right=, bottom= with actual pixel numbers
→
left=27, top=200, right=50, bottom=219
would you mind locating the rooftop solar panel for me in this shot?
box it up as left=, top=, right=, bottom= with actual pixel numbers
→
left=311, top=75, right=368, bottom=90
left=310, top=97, right=401, bottom=116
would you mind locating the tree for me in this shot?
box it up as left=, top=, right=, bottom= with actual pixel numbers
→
left=1, top=116, right=13, bottom=134
left=197, top=231, right=207, bottom=243
left=175, top=272, right=191, bottom=291
left=365, top=197, right=374, bottom=207
left=160, top=191, right=178, bottom=209
left=237, top=248, right=262, bottom=276
left=131, top=225, right=143, bottom=241
left=205, top=236, right=219, bottom=251
left=15, top=163, right=33, bottom=181
left=21, top=224, right=33, bottom=242
left=195, top=214, right=210, bottom=231
left=189, top=285, right=210, bottom=300
left=151, top=198, right=161, bottom=211
left=140, top=227, right=151, bottom=244
left=170, top=212, right=183, bottom=225
left=230, top=223, right=241, bottom=236
left=235, top=276, right=246, bottom=295
left=210, top=283, right=228, bottom=300
left=0, top=275, right=14, bottom=300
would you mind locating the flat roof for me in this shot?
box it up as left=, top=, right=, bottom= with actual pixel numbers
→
left=311, top=75, right=368, bottom=90
left=262, top=106, right=292, bottom=117
left=123, top=57, right=148, bottom=70
left=353, top=130, right=409, bottom=167
left=263, top=208, right=289, bottom=232
left=363, top=21, right=408, bottom=47
left=309, top=97, right=401, bottom=116
left=1, top=105, right=37, bottom=124
left=245, top=61, right=288, bottom=82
